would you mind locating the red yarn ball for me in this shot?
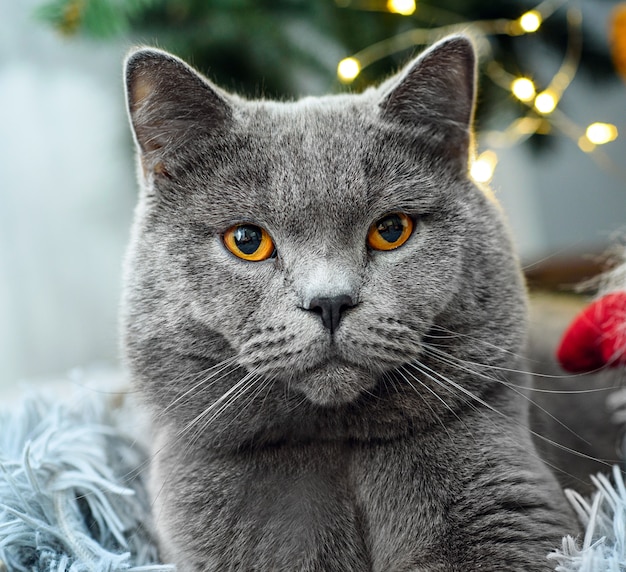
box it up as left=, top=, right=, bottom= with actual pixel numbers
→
left=557, top=292, right=626, bottom=373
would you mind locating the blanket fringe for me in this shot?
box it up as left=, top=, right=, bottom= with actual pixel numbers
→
left=549, top=464, right=626, bottom=571
left=0, top=392, right=174, bottom=572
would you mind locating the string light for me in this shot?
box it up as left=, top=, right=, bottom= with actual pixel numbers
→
left=518, top=10, right=542, bottom=33
left=337, top=57, right=361, bottom=83
left=59, top=0, right=84, bottom=35
left=335, top=1, right=621, bottom=167
left=577, top=136, right=595, bottom=153
left=511, top=77, right=536, bottom=102
left=470, top=150, right=498, bottom=184
left=534, top=90, right=558, bottom=114
left=585, top=122, right=618, bottom=145
left=387, top=0, right=416, bottom=16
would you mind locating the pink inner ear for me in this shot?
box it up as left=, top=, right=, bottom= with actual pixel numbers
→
left=557, top=292, right=626, bottom=373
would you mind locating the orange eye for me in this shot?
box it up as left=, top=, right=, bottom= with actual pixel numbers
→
left=367, top=213, right=414, bottom=251
left=223, top=224, right=275, bottom=261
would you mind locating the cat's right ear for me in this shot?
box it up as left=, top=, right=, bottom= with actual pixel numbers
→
left=378, top=36, right=476, bottom=164
left=124, top=48, right=232, bottom=174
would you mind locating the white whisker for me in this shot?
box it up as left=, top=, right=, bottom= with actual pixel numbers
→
left=424, top=341, right=610, bottom=383
left=421, top=344, right=594, bottom=447
left=406, top=359, right=610, bottom=471
left=163, top=355, right=240, bottom=414
left=178, top=368, right=261, bottom=441
left=396, top=365, right=460, bottom=445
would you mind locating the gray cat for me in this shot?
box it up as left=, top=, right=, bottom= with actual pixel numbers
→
left=122, top=35, right=578, bottom=571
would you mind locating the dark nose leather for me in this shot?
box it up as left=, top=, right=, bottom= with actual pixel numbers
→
left=307, top=295, right=355, bottom=334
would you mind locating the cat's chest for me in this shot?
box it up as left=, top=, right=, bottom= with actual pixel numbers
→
left=154, top=437, right=455, bottom=571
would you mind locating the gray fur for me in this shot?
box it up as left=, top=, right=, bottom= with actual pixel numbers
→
left=122, top=36, right=578, bottom=571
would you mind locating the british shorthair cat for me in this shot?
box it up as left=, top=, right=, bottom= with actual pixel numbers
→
left=122, top=35, right=578, bottom=571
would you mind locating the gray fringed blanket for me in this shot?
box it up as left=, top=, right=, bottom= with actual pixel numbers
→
left=0, top=390, right=173, bottom=571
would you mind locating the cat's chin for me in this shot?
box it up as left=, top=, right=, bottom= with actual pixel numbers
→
left=293, top=363, right=377, bottom=406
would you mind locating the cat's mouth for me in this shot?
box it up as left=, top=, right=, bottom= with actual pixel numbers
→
left=292, top=359, right=378, bottom=406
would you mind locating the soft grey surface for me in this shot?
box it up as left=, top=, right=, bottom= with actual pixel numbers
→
left=122, top=37, right=578, bottom=570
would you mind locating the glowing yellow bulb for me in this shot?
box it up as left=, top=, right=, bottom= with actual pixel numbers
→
left=519, top=10, right=542, bottom=33
left=534, top=91, right=557, bottom=114
left=470, top=150, right=498, bottom=184
left=585, top=122, right=618, bottom=145
left=577, top=136, right=595, bottom=153
left=511, top=77, right=536, bottom=102
left=387, top=0, right=416, bottom=15
left=337, top=57, right=361, bottom=83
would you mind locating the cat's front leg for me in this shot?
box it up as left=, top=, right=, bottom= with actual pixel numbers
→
left=352, top=417, right=578, bottom=572
left=150, top=433, right=371, bottom=571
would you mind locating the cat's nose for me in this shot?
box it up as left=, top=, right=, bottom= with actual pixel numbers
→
left=307, top=295, right=355, bottom=334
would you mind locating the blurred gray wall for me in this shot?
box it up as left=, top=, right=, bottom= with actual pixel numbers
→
left=0, top=0, right=135, bottom=388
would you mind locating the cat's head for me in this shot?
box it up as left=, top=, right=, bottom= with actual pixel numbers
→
left=122, top=37, right=527, bottom=438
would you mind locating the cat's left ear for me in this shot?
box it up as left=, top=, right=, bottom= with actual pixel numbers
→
left=379, top=35, right=476, bottom=161
left=124, top=47, right=232, bottom=174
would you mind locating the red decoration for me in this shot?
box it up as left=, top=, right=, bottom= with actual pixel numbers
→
left=557, top=291, right=626, bottom=373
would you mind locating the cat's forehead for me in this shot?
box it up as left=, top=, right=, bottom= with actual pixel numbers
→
left=220, top=98, right=435, bottom=231
left=239, top=97, right=374, bottom=173
left=210, top=102, right=361, bottom=228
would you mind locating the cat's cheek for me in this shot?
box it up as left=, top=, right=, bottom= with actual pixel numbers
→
left=190, top=239, right=281, bottom=330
